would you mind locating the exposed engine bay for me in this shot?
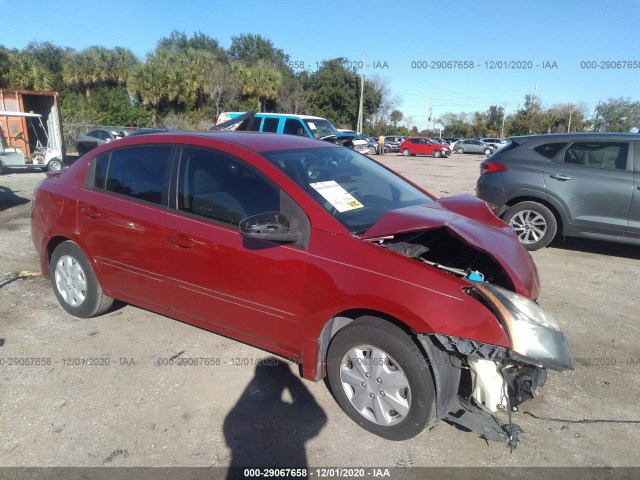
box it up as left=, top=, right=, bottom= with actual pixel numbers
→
left=372, top=228, right=516, bottom=292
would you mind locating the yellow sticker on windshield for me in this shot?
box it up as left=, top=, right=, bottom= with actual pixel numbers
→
left=310, top=181, right=364, bottom=212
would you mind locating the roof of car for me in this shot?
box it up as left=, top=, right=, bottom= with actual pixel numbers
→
left=510, top=132, right=640, bottom=142
left=112, top=130, right=337, bottom=152
left=224, top=112, right=327, bottom=121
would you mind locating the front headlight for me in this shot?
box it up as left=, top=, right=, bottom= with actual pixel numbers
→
left=474, top=283, right=573, bottom=371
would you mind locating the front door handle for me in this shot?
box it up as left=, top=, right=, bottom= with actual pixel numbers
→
left=167, top=234, right=194, bottom=249
left=549, top=174, right=572, bottom=181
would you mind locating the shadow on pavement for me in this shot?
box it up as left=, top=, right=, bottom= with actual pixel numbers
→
left=550, top=236, right=640, bottom=260
left=224, top=358, right=327, bottom=477
left=0, top=185, right=30, bottom=212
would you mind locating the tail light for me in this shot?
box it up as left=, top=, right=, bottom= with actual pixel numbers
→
left=480, top=161, right=507, bottom=175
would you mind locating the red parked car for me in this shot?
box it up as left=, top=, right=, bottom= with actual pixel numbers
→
left=399, top=137, right=450, bottom=157
left=31, top=132, right=572, bottom=442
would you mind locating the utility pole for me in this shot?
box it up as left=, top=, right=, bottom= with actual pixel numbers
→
left=357, top=54, right=365, bottom=134
left=427, top=100, right=432, bottom=133
left=567, top=104, right=574, bottom=132
left=533, top=82, right=538, bottom=100
left=501, top=102, right=507, bottom=138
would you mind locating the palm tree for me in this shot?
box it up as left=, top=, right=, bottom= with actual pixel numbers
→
left=241, top=60, right=282, bottom=111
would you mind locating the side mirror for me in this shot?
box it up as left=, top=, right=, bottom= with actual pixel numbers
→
left=239, top=212, right=301, bottom=243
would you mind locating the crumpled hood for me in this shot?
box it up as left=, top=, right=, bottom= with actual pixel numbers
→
left=362, top=195, right=540, bottom=299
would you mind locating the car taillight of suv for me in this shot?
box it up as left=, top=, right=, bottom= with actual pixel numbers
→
left=480, top=161, right=507, bottom=175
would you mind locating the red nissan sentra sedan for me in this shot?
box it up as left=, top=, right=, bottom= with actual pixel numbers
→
left=31, top=132, right=572, bottom=442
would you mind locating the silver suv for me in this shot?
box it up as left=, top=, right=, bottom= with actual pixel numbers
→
left=476, top=133, right=640, bottom=250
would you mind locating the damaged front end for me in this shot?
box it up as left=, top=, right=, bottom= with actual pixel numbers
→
left=418, top=283, right=573, bottom=448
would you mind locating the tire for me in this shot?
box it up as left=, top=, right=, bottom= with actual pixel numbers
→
left=50, top=241, right=114, bottom=318
left=456, top=147, right=464, bottom=154
left=326, top=318, right=436, bottom=440
left=502, top=201, right=557, bottom=251
left=77, top=144, right=87, bottom=156
left=483, top=148, right=492, bottom=155
left=47, top=158, right=62, bottom=171
left=369, top=146, right=376, bottom=155
left=402, top=149, right=410, bottom=156
left=433, top=150, right=442, bottom=158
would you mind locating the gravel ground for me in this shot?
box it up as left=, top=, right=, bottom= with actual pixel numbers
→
left=0, top=153, right=638, bottom=469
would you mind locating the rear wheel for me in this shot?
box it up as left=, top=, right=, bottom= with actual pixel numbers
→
left=326, top=318, right=435, bottom=440
left=483, top=148, right=492, bottom=155
left=502, top=201, right=557, bottom=251
left=402, top=149, right=410, bottom=156
left=50, top=241, right=113, bottom=318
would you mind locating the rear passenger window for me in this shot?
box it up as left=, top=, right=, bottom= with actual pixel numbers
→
left=94, top=153, right=109, bottom=189
left=262, top=117, right=279, bottom=133
left=95, top=146, right=171, bottom=205
left=177, top=148, right=280, bottom=226
left=249, top=117, right=262, bottom=131
left=563, top=142, right=629, bottom=170
left=534, top=142, right=567, bottom=159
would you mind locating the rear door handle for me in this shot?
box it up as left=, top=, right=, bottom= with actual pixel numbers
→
left=80, top=207, right=101, bottom=218
left=549, top=174, right=572, bottom=181
left=167, top=234, right=194, bottom=249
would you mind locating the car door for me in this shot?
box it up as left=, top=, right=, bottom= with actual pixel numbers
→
left=163, top=145, right=308, bottom=356
left=627, top=140, right=640, bottom=235
left=544, top=140, right=634, bottom=234
left=423, top=139, right=437, bottom=155
left=76, top=145, right=173, bottom=307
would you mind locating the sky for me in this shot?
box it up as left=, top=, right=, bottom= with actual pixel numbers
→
left=2, top=0, right=639, bottom=130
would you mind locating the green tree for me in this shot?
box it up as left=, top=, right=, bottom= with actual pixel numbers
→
left=228, top=33, right=289, bottom=70
left=237, top=59, right=283, bottom=112
left=485, top=105, right=504, bottom=136
left=390, top=109, right=403, bottom=128
left=595, top=97, right=640, bottom=132
left=63, top=46, right=138, bottom=98
left=304, top=58, right=381, bottom=129
left=437, top=112, right=472, bottom=137
left=508, top=95, right=544, bottom=135
left=157, top=30, right=226, bottom=60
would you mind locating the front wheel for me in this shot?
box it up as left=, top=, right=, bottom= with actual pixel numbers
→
left=502, top=201, right=557, bottom=251
left=456, top=147, right=464, bottom=154
left=47, top=158, right=63, bottom=171
left=433, top=150, right=442, bottom=158
left=326, top=318, right=436, bottom=440
left=402, top=149, right=410, bottom=156
left=369, top=146, right=376, bottom=155
left=50, top=241, right=114, bottom=317
left=483, top=148, right=492, bottom=155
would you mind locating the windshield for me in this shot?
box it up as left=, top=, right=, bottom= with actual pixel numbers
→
left=262, top=147, right=435, bottom=233
left=303, top=119, right=339, bottom=139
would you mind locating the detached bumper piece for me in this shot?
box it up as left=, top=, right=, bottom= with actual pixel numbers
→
left=425, top=334, right=550, bottom=450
